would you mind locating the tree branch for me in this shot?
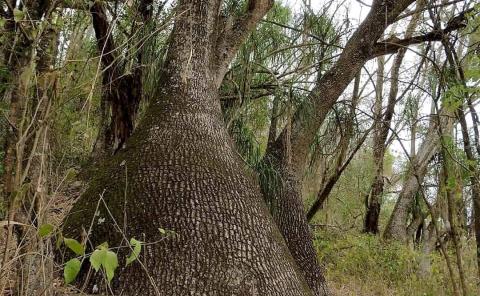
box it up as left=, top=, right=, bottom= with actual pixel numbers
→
left=213, top=0, right=273, bottom=87
left=372, top=10, right=473, bottom=57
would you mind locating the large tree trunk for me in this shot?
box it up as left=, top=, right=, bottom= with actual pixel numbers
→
left=261, top=145, right=328, bottom=296
left=63, top=1, right=312, bottom=295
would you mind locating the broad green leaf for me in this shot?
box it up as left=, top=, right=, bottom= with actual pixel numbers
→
left=64, top=238, right=85, bottom=255
left=104, top=250, right=118, bottom=282
left=126, top=238, right=142, bottom=266
left=89, top=245, right=118, bottom=282
left=89, top=248, right=106, bottom=272
left=64, top=258, right=81, bottom=284
left=0, top=18, right=6, bottom=28
left=13, top=9, right=24, bottom=22
left=38, top=224, right=54, bottom=238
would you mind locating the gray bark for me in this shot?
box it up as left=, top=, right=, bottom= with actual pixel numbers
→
left=63, top=1, right=313, bottom=295
left=260, top=2, right=416, bottom=293
left=384, top=108, right=454, bottom=241
left=364, top=4, right=424, bottom=233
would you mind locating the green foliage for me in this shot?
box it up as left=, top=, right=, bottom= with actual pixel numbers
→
left=13, top=8, right=25, bottom=22
left=64, top=258, right=81, bottom=284
left=0, top=65, right=10, bottom=94
left=306, top=148, right=376, bottom=228
left=64, top=238, right=85, bottom=256
left=38, top=223, right=54, bottom=238
left=229, top=117, right=282, bottom=200
left=442, top=84, right=466, bottom=112
left=317, top=232, right=417, bottom=283
left=60, top=238, right=128, bottom=285
left=90, top=243, right=119, bottom=283
left=230, top=118, right=263, bottom=167
left=464, top=55, right=480, bottom=81
left=314, top=229, right=476, bottom=296
left=125, top=238, right=142, bottom=266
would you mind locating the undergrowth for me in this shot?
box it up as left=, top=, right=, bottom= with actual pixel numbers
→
left=314, top=229, right=479, bottom=296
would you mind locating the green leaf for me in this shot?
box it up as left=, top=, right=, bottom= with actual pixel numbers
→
left=38, top=224, right=54, bottom=238
left=13, top=9, right=24, bottom=22
left=90, top=248, right=105, bottom=272
left=89, top=245, right=118, bottom=282
left=64, top=238, right=85, bottom=256
left=126, top=238, right=142, bottom=266
left=0, top=18, right=6, bottom=28
left=64, top=258, right=81, bottom=284
left=104, top=250, right=118, bottom=282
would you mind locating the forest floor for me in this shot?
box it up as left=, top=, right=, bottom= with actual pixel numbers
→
left=1, top=187, right=479, bottom=295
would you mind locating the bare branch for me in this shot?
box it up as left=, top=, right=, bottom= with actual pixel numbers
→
left=372, top=9, right=473, bottom=57
left=213, top=0, right=273, bottom=87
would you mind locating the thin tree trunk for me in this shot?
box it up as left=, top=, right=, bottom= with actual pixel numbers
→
left=384, top=106, right=454, bottom=241
left=306, top=72, right=365, bottom=221
left=441, top=155, right=469, bottom=296
left=364, top=4, right=424, bottom=233
left=90, top=2, right=143, bottom=155
left=442, top=30, right=480, bottom=284
left=364, top=56, right=385, bottom=234
left=306, top=128, right=370, bottom=222
left=419, top=170, right=461, bottom=296
left=0, top=1, right=57, bottom=293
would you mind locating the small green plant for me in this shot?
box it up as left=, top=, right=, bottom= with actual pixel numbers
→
left=36, top=223, right=143, bottom=285
left=89, top=242, right=119, bottom=283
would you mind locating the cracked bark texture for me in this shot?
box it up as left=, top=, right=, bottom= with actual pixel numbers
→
left=63, top=1, right=312, bottom=295
left=261, top=152, right=328, bottom=296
